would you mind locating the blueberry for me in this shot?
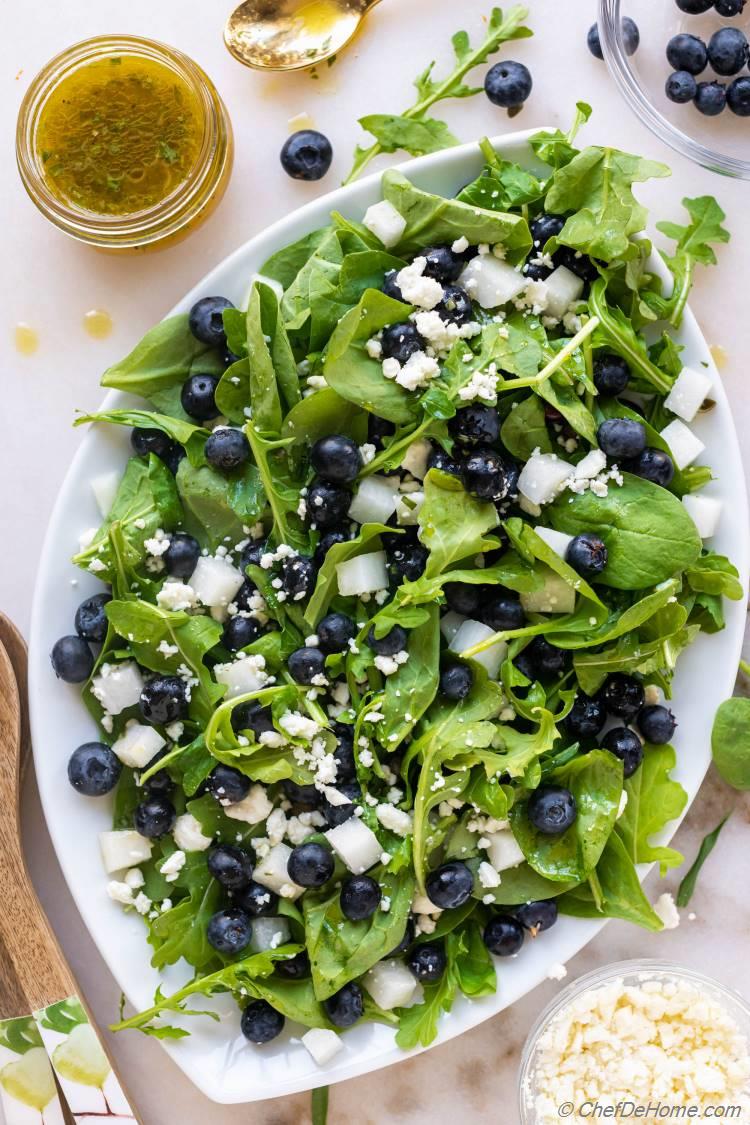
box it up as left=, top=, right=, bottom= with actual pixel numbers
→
left=435, top=284, right=473, bottom=325
left=240, top=539, right=266, bottom=573
left=139, top=674, right=189, bottom=725
left=222, top=615, right=264, bottom=653
left=223, top=346, right=242, bottom=368
left=280, top=129, right=333, bottom=181
left=587, top=18, right=640, bottom=60
left=275, top=950, right=310, bottom=978
left=324, top=982, right=364, bottom=1028
left=288, top=646, right=326, bottom=685
left=484, top=60, right=533, bottom=108
left=340, top=874, right=381, bottom=921
left=461, top=447, right=511, bottom=501
left=306, top=478, right=352, bottom=530
left=449, top=404, right=500, bottom=447
left=318, top=612, right=357, bottom=655
left=675, top=0, right=713, bottom=10
left=381, top=322, right=425, bottom=365
left=638, top=704, right=677, bottom=744
left=427, top=447, right=461, bottom=476
left=313, top=527, right=352, bottom=569
left=709, top=26, right=749, bottom=74
left=523, top=259, right=553, bottom=282
left=163, top=532, right=200, bottom=579
left=440, top=663, right=474, bottom=701
left=481, top=592, right=525, bottom=632
left=279, top=554, right=316, bottom=600
left=566, top=533, right=608, bottom=578
left=715, top=0, right=746, bottom=13
left=421, top=245, right=464, bottom=282
left=425, top=861, right=474, bottom=909
left=528, top=786, right=577, bottom=835
left=407, top=943, right=446, bottom=983
left=666, top=70, right=698, bottom=104
left=727, top=75, right=750, bottom=114
left=74, top=593, right=111, bottom=644
left=322, top=781, right=361, bottom=827
left=51, top=635, right=94, bottom=683
left=444, top=582, right=483, bottom=616
left=207, top=907, right=252, bottom=955
left=388, top=543, right=429, bottom=583
left=206, top=763, right=251, bottom=805
left=142, top=756, right=175, bottom=796
left=205, top=428, right=250, bottom=472
left=208, top=845, right=254, bottom=890
left=282, top=779, right=321, bottom=807
left=627, top=447, right=675, bottom=487
left=602, top=726, right=644, bottom=778
left=367, top=624, right=407, bottom=656
left=310, top=434, right=361, bottom=484
left=382, top=270, right=403, bottom=301
left=694, top=80, right=728, bottom=115
left=130, top=427, right=173, bottom=459
left=388, top=917, right=416, bottom=957
left=601, top=673, right=645, bottom=721
left=240, top=999, right=284, bottom=1043
left=516, top=900, right=558, bottom=936
left=597, top=418, right=646, bottom=460
left=593, top=354, right=630, bottom=396
left=666, top=33, right=708, bottom=74
left=230, top=703, right=272, bottom=742
left=188, top=296, right=233, bottom=348
left=555, top=246, right=599, bottom=283
left=530, top=213, right=565, bottom=247
left=524, top=637, right=569, bottom=679
left=565, top=694, right=607, bottom=739
left=368, top=413, right=396, bottom=450
left=287, top=842, right=334, bottom=887
left=233, top=580, right=258, bottom=612
left=483, top=914, right=525, bottom=956
left=162, top=443, right=185, bottom=475
left=67, top=742, right=121, bottom=796
left=181, top=373, right=219, bottom=421
left=133, top=795, right=176, bottom=838
left=332, top=727, right=356, bottom=782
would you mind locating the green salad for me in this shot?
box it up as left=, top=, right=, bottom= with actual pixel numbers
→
left=55, top=108, right=742, bottom=1059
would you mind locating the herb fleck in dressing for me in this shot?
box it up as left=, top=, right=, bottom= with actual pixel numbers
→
left=35, top=54, right=204, bottom=215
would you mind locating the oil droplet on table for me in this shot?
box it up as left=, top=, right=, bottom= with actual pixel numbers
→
left=288, top=111, right=315, bottom=133
left=710, top=344, right=728, bottom=371
left=14, top=322, right=39, bottom=355
left=83, top=309, right=113, bottom=340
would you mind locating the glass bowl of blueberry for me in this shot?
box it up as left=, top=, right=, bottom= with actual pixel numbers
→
left=597, top=0, right=750, bottom=178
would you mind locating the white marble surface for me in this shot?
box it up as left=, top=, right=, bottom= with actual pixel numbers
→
left=3, top=0, right=750, bottom=1121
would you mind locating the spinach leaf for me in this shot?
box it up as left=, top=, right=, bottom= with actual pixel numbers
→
left=510, top=750, right=623, bottom=882
left=282, top=387, right=368, bottom=460
left=381, top=169, right=531, bottom=262
left=418, top=469, right=499, bottom=578
left=304, top=523, right=391, bottom=627
left=676, top=814, right=730, bottom=908
left=244, top=426, right=309, bottom=553
left=558, top=832, right=664, bottom=932
left=176, top=459, right=265, bottom=551
left=650, top=196, right=730, bottom=328
left=482, top=863, right=578, bottom=906
left=75, top=408, right=209, bottom=467
left=250, top=282, right=299, bottom=427
left=260, top=226, right=337, bottom=290
left=378, top=604, right=440, bottom=751
left=712, top=696, right=750, bottom=790
left=500, top=395, right=553, bottom=460
left=101, top=314, right=224, bottom=400
left=548, top=473, right=701, bottom=591
left=596, top=398, right=696, bottom=497
left=617, top=744, right=688, bottom=874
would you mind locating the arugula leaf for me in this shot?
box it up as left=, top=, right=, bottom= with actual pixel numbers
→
left=617, top=744, right=688, bottom=874
left=312, top=1087, right=329, bottom=1125
left=529, top=102, right=592, bottom=170
left=344, top=6, right=533, bottom=183
left=685, top=552, right=744, bottom=601
left=75, top=408, right=209, bottom=467
left=558, top=832, right=664, bottom=931
left=676, top=814, right=730, bottom=908
left=101, top=314, right=224, bottom=402
left=652, top=196, right=730, bottom=327
left=418, top=469, right=499, bottom=578
left=711, top=696, right=750, bottom=790
left=304, top=523, right=392, bottom=627
left=458, top=137, right=544, bottom=212
left=176, top=458, right=265, bottom=551
left=148, top=878, right=223, bottom=973
left=589, top=280, right=673, bottom=395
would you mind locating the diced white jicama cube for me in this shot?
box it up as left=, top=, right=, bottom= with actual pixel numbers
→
left=223, top=784, right=273, bottom=823
left=543, top=265, right=585, bottom=319
left=458, top=256, right=526, bottom=309
left=486, top=830, right=525, bottom=872
left=253, top=843, right=305, bottom=899
left=400, top=438, right=432, bottom=480
left=336, top=551, right=389, bottom=596
left=91, top=470, right=120, bottom=517
left=90, top=661, right=144, bottom=716
left=112, top=721, right=165, bottom=769
left=250, top=916, right=291, bottom=953
left=451, top=620, right=508, bottom=679
left=518, top=452, right=574, bottom=506
left=78, top=526, right=97, bottom=551
left=520, top=568, right=576, bottom=614
left=519, top=496, right=542, bottom=518
left=173, top=813, right=212, bottom=852
left=660, top=419, right=705, bottom=470
left=348, top=476, right=399, bottom=525
left=573, top=449, right=607, bottom=480
left=682, top=494, right=722, bottom=539
left=363, top=200, right=406, bottom=248
left=301, top=1028, right=344, bottom=1066
left=395, top=491, right=425, bottom=525
left=412, top=891, right=441, bottom=914
left=440, top=611, right=466, bottom=643
left=364, top=960, right=418, bottom=1010
left=214, top=654, right=268, bottom=699
left=535, top=527, right=574, bottom=559
left=325, top=818, right=382, bottom=873
left=664, top=366, right=712, bottom=422
left=189, top=555, right=244, bottom=608
left=100, top=830, right=153, bottom=874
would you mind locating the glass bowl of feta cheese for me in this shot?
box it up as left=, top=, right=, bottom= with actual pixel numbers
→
left=519, top=960, right=750, bottom=1124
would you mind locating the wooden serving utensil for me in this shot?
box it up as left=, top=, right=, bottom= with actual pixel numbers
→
left=0, top=614, right=141, bottom=1123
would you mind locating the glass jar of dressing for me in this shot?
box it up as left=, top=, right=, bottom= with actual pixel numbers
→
left=16, top=35, right=234, bottom=251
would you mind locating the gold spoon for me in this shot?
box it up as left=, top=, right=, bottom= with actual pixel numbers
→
left=224, top=0, right=381, bottom=72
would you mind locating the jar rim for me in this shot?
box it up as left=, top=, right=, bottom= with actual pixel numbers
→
left=16, top=34, right=232, bottom=247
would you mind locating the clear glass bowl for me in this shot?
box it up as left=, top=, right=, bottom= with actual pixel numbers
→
left=598, top=0, right=750, bottom=178
left=518, top=959, right=750, bottom=1123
